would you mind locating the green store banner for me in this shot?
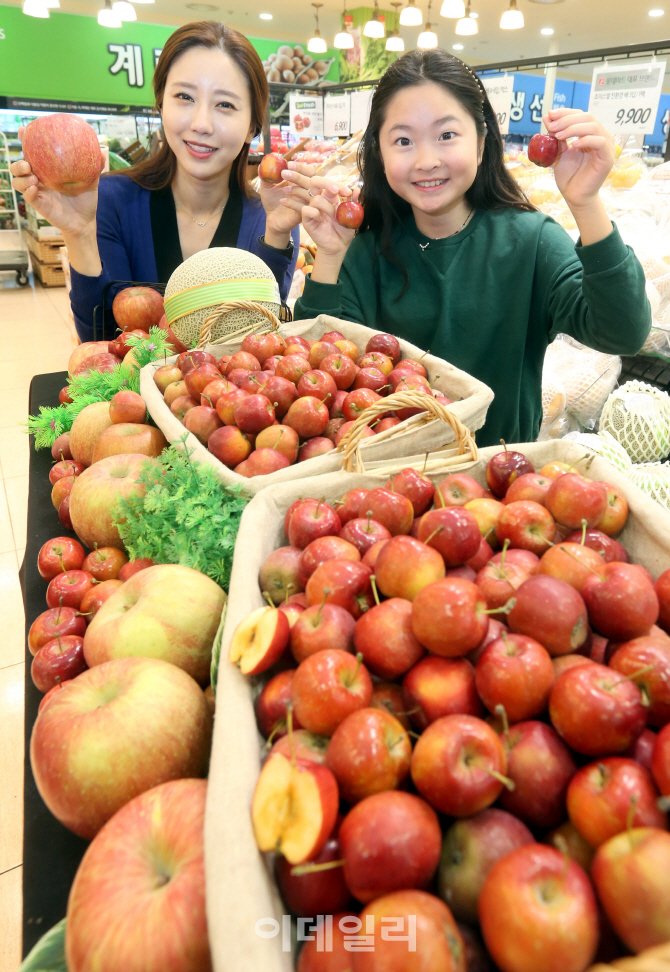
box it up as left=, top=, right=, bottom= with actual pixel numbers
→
left=0, top=3, right=338, bottom=114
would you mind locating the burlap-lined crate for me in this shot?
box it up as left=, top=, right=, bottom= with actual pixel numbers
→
left=204, top=438, right=670, bottom=972
left=140, top=313, right=493, bottom=497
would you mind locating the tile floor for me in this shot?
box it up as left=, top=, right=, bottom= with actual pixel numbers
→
left=0, top=272, right=76, bottom=971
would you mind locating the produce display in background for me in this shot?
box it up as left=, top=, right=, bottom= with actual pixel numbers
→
left=228, top=446, right=670, bottom=971
left=262, top=42, right=334, bottom=87
left=338, top=6, right=400, bottom=83
left=540, top=335, right=621, bottom=440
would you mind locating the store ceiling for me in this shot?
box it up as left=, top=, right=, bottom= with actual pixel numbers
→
left=4, top=0, right=670, bottom=72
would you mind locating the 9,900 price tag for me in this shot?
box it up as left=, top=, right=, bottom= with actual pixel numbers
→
left=481, top=75, right=514, bottom=136
left=588, top=61, right=666, bottom=136
left=324, top=94, right=351, bottom=138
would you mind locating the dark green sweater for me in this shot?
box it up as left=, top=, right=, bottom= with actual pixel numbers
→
left=294, top=208, right=651, bottom=447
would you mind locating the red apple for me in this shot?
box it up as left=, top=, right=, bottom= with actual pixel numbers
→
left=178, top=350, right=217, bottom=375
left=291, top=602, right=356, bottom=662
left=402, top=655, right=482, bottom=729
left=258, top=151, right=286, bottom=184
left=255, top=669, right=303, bottom=739
left=508, top=575, right=589, bottom=656
left=375, top=535, right=446, bottom=601
left=353, top=597, right=425, bottom=679
left=504, top=472, right=553, bottom=506
left=592, top=827, right=670, bottom=953
left=81, top=546, right=128, bottom=581
left=28, top=605, right=87, bottom=655
left=567, top=757, right=667, bottom=848
left=305, top=560, right=374, bottom=619
left=228, top=606, right=289, bottom=675
left=545, top=474, right=608, bottom=529
left=38, top=536, right=85, bottom=580
left=538, top=542, right=605, bottom=593
left=276, top=832, right=351, bottom=920
left=108, top=390, right=147, bottom=425
left=326, top=707, right=411, bottom=803
left=528, top=132, right=560, bottom=166
left=299, top=536, right=360, bottom=587
left=207, top=425, right=253, bottom=467
left=117, top=558, right=154, bottom=582
left=339, top=791, right=442, bottom=902
left=112, top=286, right=164, bottom=332
left=610, top=635, right=670, bottom=728
left=410, top=714, right=509, bottom=816
left=289, top=502, right=342, bottom=550
left=411, top=578, right=489, bottom=657
left=49, top=459, right=85, bottom=486
left=79, top=579, right=123, bottom=622
left=275, top=353, right=311, bottom=385
left=319, top=353, right=358, bottom=391
left=475, top=633, right=554, bottom=723
left=23, top=112, right=103, bottom=194
left=418, top=507, right=481, bottom=566
left=437, top=473, right=487, bottom=507
left=340, top=516, right=392, bottom=555
left=386, top=468, right=435, bottom=516
left=335, top=199, right=364, bottom=228
left=495, top=501, right=555, bottom=556
left=334, top=488, right=369, bottom=525
left=291, top=648, right=373, bottom=736
left=437, top=808, right=535, bottom=924
left=582, top=562, right=659, bottom=641
left=499, top=720, right=577, bottom=829
left=297, top=368, right=338, bottom=405
left=284, top=397, right=330, bottom=438
left=476, top=554, right=532, bottom=617
left=479, top=844, right=598, bottom=972
left=549, top=662, right=647, bottom=756
left=354, top=367, right=389, bottom=395
left=231, top=393, right=274, bottom=434
left=46, top=569, right=95, bottom=610
left=363, top=351, right=395, bottom=376
left=365, top=332, right=401, bottom=364
left=486, top=446, right=534, bottom=499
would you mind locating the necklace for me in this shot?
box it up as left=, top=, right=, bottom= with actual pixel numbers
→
left=176, top=205, right=225, bottom=228
left=418, top=208, right=474, bottom=250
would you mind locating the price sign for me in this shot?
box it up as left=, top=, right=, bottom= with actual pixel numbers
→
left=588, top=61, right=666, bottom=135
left=350, top=89, right=373, bottom=135
left=324, top=93, right=351, bottom=137
left=289, top=93, right=324, bottom=138
left=481, top=75, right=514, bottom=135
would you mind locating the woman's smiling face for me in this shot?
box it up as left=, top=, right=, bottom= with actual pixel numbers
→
left=161, top=45, right=255, bottom=180
left=378, top=81, right=484, bottom=217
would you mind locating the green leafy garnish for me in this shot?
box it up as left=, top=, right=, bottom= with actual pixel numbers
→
left=19, top=919, right=66, bottom=972
left=112, top=441, right=247, bottom=590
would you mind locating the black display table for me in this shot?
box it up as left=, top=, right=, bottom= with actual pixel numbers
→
left=21, top=372, right=88, bottom=957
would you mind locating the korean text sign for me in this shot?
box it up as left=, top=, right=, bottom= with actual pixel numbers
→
left=588, top=61, right=667, bottom=136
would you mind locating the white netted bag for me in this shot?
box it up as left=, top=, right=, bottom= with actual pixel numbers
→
left=541, top=369, right=566, bottom=426
left=563, top=429, right=633, bottom=474
left=629, top=462, right=670, bottom=511
left=544, top=337, right=621, bottom=430
left=600, top=380, right=670, bottom=462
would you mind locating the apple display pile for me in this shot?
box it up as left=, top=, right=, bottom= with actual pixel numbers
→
left=156, top=330, right=452, bottom=478
left=230, top=447, right=670, bottom=971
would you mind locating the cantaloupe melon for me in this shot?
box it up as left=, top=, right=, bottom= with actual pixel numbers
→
left=600, top=380, right=670, bottom=463
left=163, top=247, right=281, bottom=349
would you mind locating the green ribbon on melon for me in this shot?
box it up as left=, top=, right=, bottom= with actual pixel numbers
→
left=164, top=278, right=280, bottom=325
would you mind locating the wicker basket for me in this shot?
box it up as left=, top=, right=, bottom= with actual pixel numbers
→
left=204, top=438, right=670, bottom=972
left=141, top=311, right=493, bottom=497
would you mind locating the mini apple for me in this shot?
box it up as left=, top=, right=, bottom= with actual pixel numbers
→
left=246, top=448, right=292, bottom=478
left=547, top=821, right=594, bottom=874
left=375, top=535, right=446, bottom=601
left=545, top=474, right=608, bottom=529
left=476, top=554, right=532, bottom=616
left=418, top=506, right=482, bottom=566
left=82, top=546, right=128, bottom=581
left=336, top=199, right=364, bottom=229
left=334, top=488, right=369, bottom=525
left=29, top=605, right=87, bottom=655
left=184, top=363, right=221, bottom=399
left=549, top=661, right=647, bottom=756
left=199, top=378, right=236, bottom=408
left=299, top=535, right=360, bottom=587
left=411, top=578, right=489, bottom=657
left=109, top=328, right=151, bottom=359
left=508, top=574, right=589, bottom=656
left=38, top=536, right=85, bottom=580
left=289, top=501, right=342, bottom=550
left=47, top=569, right=96, bottom=610
left=365, top=332, right=401, bottom=364
left=353, top=597, right=425, bottom=679
left=340, top=515, right=391, bottom=555
left=437, top=808, right=535, bottom=924
left=436, top=474, right=486, bottom=507
left=275, top=829, right=351, bottom=920
left=354, top=367, right=389, bottom=395
left=178, top=349, right=217, bottom=375
left=170, top=396, right=198, bottom=421
left=321, top=353, right=358, bottom=391
left=486, top=445, right=534, bottom=499
left=59, top=497, right=73, bottom=531
left=298, top=437, right=335, bottom=461
left=363, top=351, right=396, bottom=376
left=538, top=542, right=605, bottom=593
left=326, top=707, right=411, bottom=803
left=592, top=827, right=670, bottom=953
left=386, top=468, right=435, bottom=516
left=52, top=432, right=73, bottom=462
left=479, top=844, right=598, bottom=972
left=207, top=425, right=253, bottom=467
left=402, top=655, right=481, bottom=729
left=302, top=562, right=371, bottom=621
left=358, top=487, right=413, bottom=536
left=308, top=341, right=339, bottom=370
left=504, top=472, right=553, bottom=506
left=291, top=648, right=373, bottom=736
left=464, top=497, right=504, bottom=546
left=595, top=482, right=629, bottom=535
left=258, top=152, right=286, bottom=184
left=259, top=545, right=304, bottom=605
left=255, top=424, right=300, bottom=462
left=528, top=132, right=560, bottom=167
left=49, top=459, right=85, bottom=486
left=228, top=605, right=289, bottom=675
left=275, top=353, right=311, bottom=385
left=499, top=720, right=577, bottom=829
left=118, top=558, right=154, bottom=582
left=411, top=714, right=509, bottom=816
left=31, top=634, right=87, bottom=693
left=370, top=681, right=412, bottom=729
left=79, top=579, right=123, bottom=622
left=495, top=500, right=555, bottom=556
left=610, top=635, right=670, bottom=728
left=51, top=475, right=75, bottom=511
left=255, top=669, right=303, bottom=739
left=290, top=601, right=356, bottom=662
left=284, top=397, right=330, bottom=438
left=475, top=633, right=554, bottom=723
left=269, top=729, right=329, bottom=765
left=297, top=368, right=338, bottom=405
left=338, top=791, right=442, bottom=902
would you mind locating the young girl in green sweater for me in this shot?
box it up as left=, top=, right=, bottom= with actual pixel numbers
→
left=279, top=50, right=651, bottom=447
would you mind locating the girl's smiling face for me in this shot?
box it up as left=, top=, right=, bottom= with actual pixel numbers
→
left=378, top=81, right=484, bottom=218
left=161, top=46, right=255, bottom=181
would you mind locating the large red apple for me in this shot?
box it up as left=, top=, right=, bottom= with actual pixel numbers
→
left=478, top=844, right=599, bottom=972
left=23, top=112, right=103, bottom=194
left=68, top=401, right=114, bottom=466
left=30, top=657, right=212, bottom=839
left=112, top=286, right=164, bottom=333
left=91, top=423, right=167, bottom=464
left=84, top=564, right=224, bottom=685
left=69, top=453, right=159, bottom=549
left=65, top=778, right=210, bottom=972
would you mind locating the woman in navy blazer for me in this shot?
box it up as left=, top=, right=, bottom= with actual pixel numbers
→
left=11, top=21, right=300, bottom=342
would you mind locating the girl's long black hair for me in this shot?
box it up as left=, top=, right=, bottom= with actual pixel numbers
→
left=358, top=49, right=535, bottom=293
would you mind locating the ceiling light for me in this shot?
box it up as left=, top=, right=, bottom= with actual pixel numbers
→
left=500, top=0, right=524, bottom=28
left=334, top=0, right=354, bottom=48
left=418, top=0, right=438, bottom=46
left=469, top=10, right=478, bottom=16
left=650, top=8, right=664, bottom=14
left=440, top=0, right=464, bottom=16
left=23, top=0, right=49, bottom=16
left=98, top=0, right=122, bottom=25
left=453, top=42, right=464, bottom=48
left=259, top=11, right=272, bottom=17
left=386, top=1, right=404, bottom=50
left=364, top=0, right=385, bottom=37
left=456, top=0, right=477, bottom=33
left=541, top=26, right=554, bottom=33
left=113, top=1, right=136, bottom=19
left=400, top=0, right=423, bottom=27
left=308, top=2, right=328, bottom=52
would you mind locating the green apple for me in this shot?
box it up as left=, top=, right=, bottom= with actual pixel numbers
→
left=69, top=452, right=158, bottom=549
left=30, top=657, right=212, bottom=840
left=84, top=564, right=225, bottom=685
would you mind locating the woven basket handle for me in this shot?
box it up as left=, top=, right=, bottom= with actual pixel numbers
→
left=196, top=300, right=282, bottom=350
left=337, top=389, right=477, bottom=474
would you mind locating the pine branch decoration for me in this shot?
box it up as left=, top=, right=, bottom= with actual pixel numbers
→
left=111, top=440, right=247, bottom=590
left=26, top=328, right=174, bottom=449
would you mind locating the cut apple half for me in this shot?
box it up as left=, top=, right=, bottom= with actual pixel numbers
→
left=251, top=752, right=339, bottom=864
left=228, top=606, right=289, bottom=675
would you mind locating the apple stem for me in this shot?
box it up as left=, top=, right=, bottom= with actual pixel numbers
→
left=626, top=793, right=639, bottom=843
left=501, top=630, right=514, bottom=655
left=265, top=721, right=285, bottom=749
left=500, top=439, right=508, bottom=459
left=559, top=545, right=601, bottom=574
left=203, top=395, right=213, bottom=407
left=566, top=454, right=590, bottom=475
left=407, top=729, right=422, bottom=740
left=56, top=601, right=62, bottom=623
left=484, top=766, right=515, bottom=791
left=494, top=704, right=511, bottom=745
left=290, top=859, right=345, bottom=877
left=261, top=590, right=275, bottom=609
left=57, top=553, right=70, bottom=580
left=424, top=525, right=444, bottom=546
left=417, top=349, right=430, bottom=362
left=349, top=652, right=364, bottom=685
left=555, top=834, right=571, bottom=886
left=370, top=575, right=381, bottom=607
left=607, top=665, right=654, bottom=691
left=434, top=485, right=445, bottom=509
left=484, top=597, right=516, bottom=616
left=500, top=538, right=510, bottom=571
left=315, top=592, right=329, bottom=625
left=581, top=519, right=587, bottom=545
